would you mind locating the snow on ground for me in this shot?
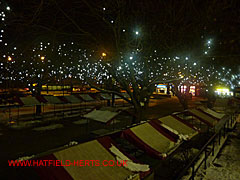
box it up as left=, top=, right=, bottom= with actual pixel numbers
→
left=196, top=123, right=240, bottom=180
left=32, top=124, right=63, bottom=131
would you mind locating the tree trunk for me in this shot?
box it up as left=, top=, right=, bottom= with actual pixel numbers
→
left=167, top=83, right=170, bottom=95
left=206, top=88, right=216, bottom=108
left=36, top=81, right=42, bottom=115
left=111, top=93, right=115, bottom=106
left=36, top=105, right=42, bottom=116
left=132, top=103, right=145, bottom=124
left=176, top=92, right=188, bottom=110
left=107, top=100, right=111, bottom=106
left=173, top=83, right=190, bottom=110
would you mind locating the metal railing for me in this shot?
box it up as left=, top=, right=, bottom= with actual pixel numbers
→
left=175, top=114, right=236, bottom=180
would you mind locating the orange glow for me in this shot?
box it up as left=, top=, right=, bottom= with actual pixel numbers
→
left=8, top=56, right=12, bottom=61
left=102, top=52, right=107, bottom=57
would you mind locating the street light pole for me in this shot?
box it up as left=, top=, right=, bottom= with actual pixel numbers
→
left=6, top=56, right=12, bottom=122
left=7, top=56, right=12, bottom=94
left=36, top=56, right=45, bottom=115
left=102, top=52, right=115, bottom=106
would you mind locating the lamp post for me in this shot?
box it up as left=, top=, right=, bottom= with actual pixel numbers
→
left=7, top=56, right=12, bottom=94
left=35, top=56, right=45, bottom=115
left=101, top=52, right=115, bottom=106
left=36, top=56, right=45, bottom=95
left=6, top=56, right=12, bottom=122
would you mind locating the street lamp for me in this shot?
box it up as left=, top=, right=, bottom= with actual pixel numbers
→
left=40, top=56, right=45, bottom=61
left=6, top=56, right=12, bottom=93
left=102, top=52, right=107, bottom=57
left=101, top=51, right=114, bottom=106
left=8, top=56, right=12, bottom=61
left=35, top=56, right=45, bottom=115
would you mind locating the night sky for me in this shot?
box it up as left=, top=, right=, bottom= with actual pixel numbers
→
left=0, top=0, right=239, bottom=76
left=5, top=1, right=240, bottom=55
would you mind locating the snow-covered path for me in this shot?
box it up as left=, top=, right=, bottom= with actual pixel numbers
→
left=200, top=123, right=240, bottom=180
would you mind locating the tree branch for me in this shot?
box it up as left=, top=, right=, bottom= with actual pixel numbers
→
left=86, top=78, right=133, bottom=104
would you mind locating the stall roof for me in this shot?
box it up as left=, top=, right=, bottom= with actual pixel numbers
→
left=43, top=96, right=63, bottom=104
left=84, top=109, right=119, bottom=123
left=99, top=93, right=112, bottom=100
left=122, top=122, right=179, bottom=159
left=198, top=107, right=225, bottom=119
left=19, top=96, right=41, bottom=106
left=64, top=95, right=82, bottom=104
left=188, top=109, right=218, bottom=127
left=157, top=115, right=198, bottom=140
left=79, top=94, right=95, bottom=102
left=34, top=137, right=150, bottom=180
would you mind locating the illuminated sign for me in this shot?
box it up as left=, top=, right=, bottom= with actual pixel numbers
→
left=157, top=84, right=167, bottom=88
left=215, top=88, right=233, bottom=96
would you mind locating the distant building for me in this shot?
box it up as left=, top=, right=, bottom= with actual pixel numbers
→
left=156, top=84, right=168, bottom=94
left=215, top=88, right=233, bottom=97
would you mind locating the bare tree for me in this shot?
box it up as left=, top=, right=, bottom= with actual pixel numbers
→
left=3, top=0, right=240, bottom=120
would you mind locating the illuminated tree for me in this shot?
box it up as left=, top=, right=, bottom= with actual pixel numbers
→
left=3, top=0, right=240, bottom=121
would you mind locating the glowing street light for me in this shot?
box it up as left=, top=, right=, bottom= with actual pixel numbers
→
left=102, top=52, right=107, bottom=57
left=40, top=56, right=45, bottom=61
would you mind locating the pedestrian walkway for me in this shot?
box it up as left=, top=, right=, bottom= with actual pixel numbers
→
left=195, top=123, right=240, bottom=180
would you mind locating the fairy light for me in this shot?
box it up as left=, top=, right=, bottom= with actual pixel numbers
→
left=0, top=31, right=236, bottom=90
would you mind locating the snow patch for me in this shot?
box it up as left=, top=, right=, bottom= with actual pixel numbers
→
left=109, top=144, right=150, bottom=172
left=64, top=141, right=78, bottom=147
left=16, top=155, right=35, bottom=161
left=161, top=123, right=189, bottom=141
left=196, top=124, right=240, bottom=180
left=126, top=174, right=140, bottom=180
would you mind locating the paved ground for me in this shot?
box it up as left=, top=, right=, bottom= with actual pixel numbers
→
left=198, top=123, right=240, bottom=180
left=0, top=96, right=204, bottom=179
